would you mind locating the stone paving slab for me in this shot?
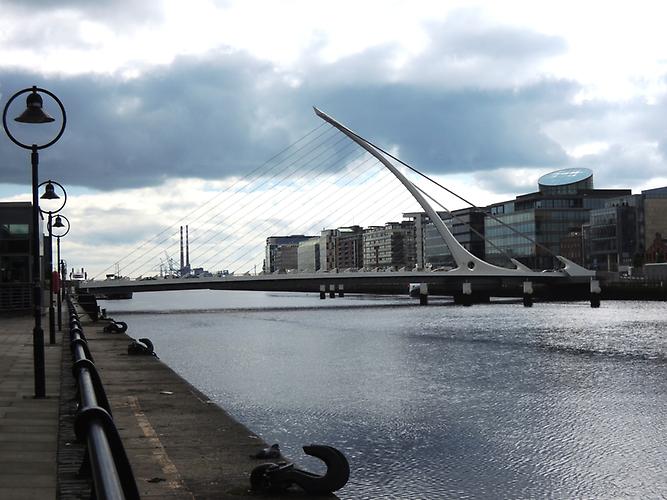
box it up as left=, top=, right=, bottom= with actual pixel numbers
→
left=0, top=314, right=61, bottom=500
left=0, top=487, right=55, bottom=500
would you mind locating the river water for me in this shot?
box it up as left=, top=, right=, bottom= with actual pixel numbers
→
left=100, top=290, right=667, bottom=499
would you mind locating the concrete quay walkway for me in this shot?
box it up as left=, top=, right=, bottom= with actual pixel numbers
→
left=0, top=314, right=62, bottom=500
left=72, top=310, right=325, bottom=499
left=75, top=313, right=266, bottom=499
left=1, top=310, right=331, bottom=499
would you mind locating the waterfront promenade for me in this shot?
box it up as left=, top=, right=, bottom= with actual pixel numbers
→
left=0, top=312, right=307, bottom=499
left=0, top=315, right=61, bottom=499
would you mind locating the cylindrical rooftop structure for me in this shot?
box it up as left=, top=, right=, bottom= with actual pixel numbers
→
left=538, top=167, right=593, bottom=194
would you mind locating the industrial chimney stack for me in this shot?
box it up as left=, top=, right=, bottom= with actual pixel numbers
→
left=186, top=225, right=190, bottom=269
left=180, top=226, right=184, bottom=276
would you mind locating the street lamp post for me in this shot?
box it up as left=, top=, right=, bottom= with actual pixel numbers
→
left=39, top=180, right=67, bottom=343
left=2, top=86, right=66, bottom=398
left=52, top=215, right=70, bottom=332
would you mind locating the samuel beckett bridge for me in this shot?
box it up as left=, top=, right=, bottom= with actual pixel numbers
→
left=80, top=109, right=600, bottom=306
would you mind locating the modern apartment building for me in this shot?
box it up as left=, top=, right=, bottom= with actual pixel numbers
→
left=362, top=221, right=416, bottom=269
left=264, top=235, right=317, bottom=273
left=318, top=226, right=364, bottom=271
left=297, top=237, right=320, bottom=272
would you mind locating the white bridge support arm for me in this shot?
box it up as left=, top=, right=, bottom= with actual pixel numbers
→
left=314, top=107, right=527, bottom=276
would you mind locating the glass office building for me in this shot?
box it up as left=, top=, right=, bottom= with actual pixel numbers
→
left=1, top=202, right=38, bottom=311
left=413, top=208, right=485, bottom=269
left=485, top=168, right=631, bottom=270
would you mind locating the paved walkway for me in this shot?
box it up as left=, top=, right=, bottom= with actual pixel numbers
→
left=0, top=314, right=62, bottom=500
left=0, top=310, right=335, bottom=499
left=79, top=315, right=281, bottom=499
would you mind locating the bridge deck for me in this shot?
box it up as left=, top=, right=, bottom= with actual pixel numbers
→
left=80, top=270, right=589, bottom=296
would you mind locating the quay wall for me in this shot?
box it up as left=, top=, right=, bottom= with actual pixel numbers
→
left=70, top=309, right=286, bottom=499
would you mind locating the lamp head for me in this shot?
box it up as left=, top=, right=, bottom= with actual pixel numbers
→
left=53, top=215, right=65, bottom=228
left=14, top=89, right=55, bottom=124
left=40, top=181, right=60, bottom=200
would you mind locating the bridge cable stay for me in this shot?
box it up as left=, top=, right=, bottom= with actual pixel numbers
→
left=316, top=117, right=564, bottom=262
left=177, top=135, right=366, bottom=272
left=197, top=146, right=418, bottom=275
left=120, top=128, right=383, bottom=278
left=114, top=124, right=354, bottom=278
left=109, top=124, right=342, bottom=278
left=197, top=155, right=379, bottom=274
left=126, top=135, right=367, bottom=277
left=129, top=124, right=417, bottom=276
left=93, top=121, right=332, bottom=278
left=105, top=114, right=536, bottom=279
left=216, top=159, right=418, bottom=275
left=94, top=122, right=332, bottom=278
left=315, top=108, right=545, bottom=276
left=188, top=126, right=424, bottom=275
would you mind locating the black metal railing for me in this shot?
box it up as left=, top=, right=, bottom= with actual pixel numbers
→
left=67, top=297, right=140, bottom=500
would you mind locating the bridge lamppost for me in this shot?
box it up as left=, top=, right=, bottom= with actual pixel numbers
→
left=50, top=214, right=70, bottom=332
left=39, top=180, right=67, bottom=343
left=2, top=86, right=66, bottom=398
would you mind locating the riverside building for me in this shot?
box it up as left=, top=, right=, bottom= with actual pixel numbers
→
left=405, top=208, right=485, bottom=269
left=297, top=237, right=320, bottom=272
left=0, top=202, right=40, bottom=311
left=484, top=168, right=630, bottom=270
left=318, top=226, right=364, bottom=271
left=585, top=186, right=667, bottom=271
left=264, top=235, right=317, bottom=273
left=362, top=221, right=416, bottom=269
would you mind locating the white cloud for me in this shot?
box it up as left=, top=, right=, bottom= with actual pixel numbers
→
left=567, top=142, right=610, bottom=159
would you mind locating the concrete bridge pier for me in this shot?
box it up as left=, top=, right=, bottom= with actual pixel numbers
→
left=329, top=284, right=336, bottom=298
left=590, top=279, right=601, bottom=308
left=458, top=282, right=473, bottom=307
left=338, top=284, right=344, bottom=297
left=320, top=284, right=326, bottom=300
left=419, top=283, right=428, bottom=306
left=453, top=282, right=490, bottom=306
left=523, top=281, right=534, bottom=307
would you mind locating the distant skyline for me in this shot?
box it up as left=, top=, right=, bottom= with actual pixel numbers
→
left=1, top=0, right=666, bottom=274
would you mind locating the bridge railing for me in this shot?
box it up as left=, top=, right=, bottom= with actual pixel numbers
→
left=66, top=297, right=140, bottom=500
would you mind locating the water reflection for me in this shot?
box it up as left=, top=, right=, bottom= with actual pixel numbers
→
left=103, top=291, right=667, bottom=498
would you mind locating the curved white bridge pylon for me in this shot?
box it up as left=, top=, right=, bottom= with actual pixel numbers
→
left=313, top=107, right=594, bottom=279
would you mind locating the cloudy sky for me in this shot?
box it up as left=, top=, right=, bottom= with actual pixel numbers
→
left=1, top=0, right=666, bottom=277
